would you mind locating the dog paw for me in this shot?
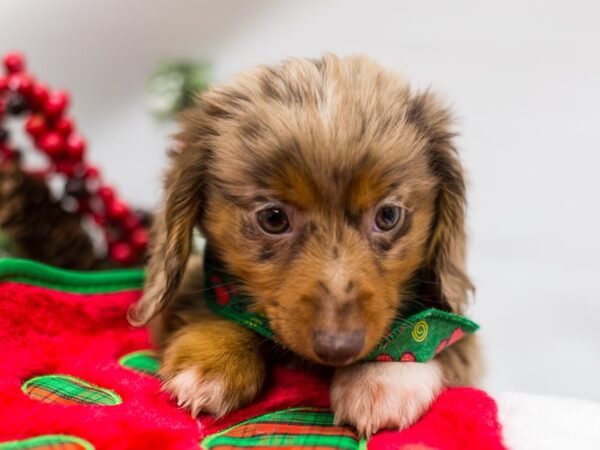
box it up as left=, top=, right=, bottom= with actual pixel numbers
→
left=331, top=361, right=443, bottom=437
left=161, top=367, right=232, bottom=417
left=159, top=323, right=266, bottom=418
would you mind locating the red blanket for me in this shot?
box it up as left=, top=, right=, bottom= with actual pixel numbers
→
left=0, top=259, right=505, bottom=450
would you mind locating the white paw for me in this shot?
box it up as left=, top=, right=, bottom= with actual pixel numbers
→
left=331, top=361, right=443, bottom=437
left=161, top=368, right=228, bottom=417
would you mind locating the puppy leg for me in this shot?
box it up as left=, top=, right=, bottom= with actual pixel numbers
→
left=331, top=335, right=480, bottom=437
left=331, top=360, right=442, bottom=437
left=160, top=314, right=266, bottom=417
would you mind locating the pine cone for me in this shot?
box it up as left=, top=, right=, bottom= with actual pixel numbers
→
left=0, top=164, right=96, bottom=269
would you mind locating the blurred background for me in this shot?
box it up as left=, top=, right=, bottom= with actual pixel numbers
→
left=1, top=0, right=598, bottom=401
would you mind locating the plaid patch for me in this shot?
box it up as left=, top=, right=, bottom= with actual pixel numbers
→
left=21, top=374, right=122, bottom=406
left=118, top=350, right=159, bottom=377
left=0, top=434, right=94, bottom=450
left=201, top=407, right=367, bottom=450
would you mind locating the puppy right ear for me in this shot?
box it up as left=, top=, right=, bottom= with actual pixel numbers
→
left=128, top=143, right=206, bottom=326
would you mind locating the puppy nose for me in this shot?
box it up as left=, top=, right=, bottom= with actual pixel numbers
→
left=312, top=329, right=365, bottom=365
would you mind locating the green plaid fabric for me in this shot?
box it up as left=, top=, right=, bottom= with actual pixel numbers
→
left=119, top=350, right=159, bottom=377
left=21, top=374, right=122, bottom=406
left=0, top=434, right=94, bottom=449
left=201, top=407, right=367, bottom=450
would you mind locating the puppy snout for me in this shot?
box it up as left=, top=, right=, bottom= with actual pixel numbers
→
left=312, top=329, right=365, bottom=365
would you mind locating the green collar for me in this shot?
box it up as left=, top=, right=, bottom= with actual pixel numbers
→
left=203, top=261, right=478, bottom=363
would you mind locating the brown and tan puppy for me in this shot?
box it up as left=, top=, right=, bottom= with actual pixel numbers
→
left=129, top=54, right=481, bottom=437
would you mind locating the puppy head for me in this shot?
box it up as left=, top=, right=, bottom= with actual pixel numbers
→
left=130, top=55, right=472, bottom=365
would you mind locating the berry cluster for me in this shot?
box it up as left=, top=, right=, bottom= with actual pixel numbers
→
left=0, top=52, right=148, bottom=265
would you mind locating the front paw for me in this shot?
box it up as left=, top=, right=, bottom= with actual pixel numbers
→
left=159, top=323, right=266, bottom=418
left=331, top=361, right=443, bottom=437
left=161, top=366, right=232, bottom=417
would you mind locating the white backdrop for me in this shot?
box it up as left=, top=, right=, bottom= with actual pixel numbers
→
left=2, top=0, right=599, bottom=401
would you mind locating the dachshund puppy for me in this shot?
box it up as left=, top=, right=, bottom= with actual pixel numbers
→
left=129, top=54, right=481, bottom=436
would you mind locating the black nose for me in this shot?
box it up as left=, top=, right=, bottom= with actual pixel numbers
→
left=312, top=329, right=365, bottom=365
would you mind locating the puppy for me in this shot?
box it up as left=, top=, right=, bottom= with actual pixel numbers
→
left=129, top=54, right=481, bottom=437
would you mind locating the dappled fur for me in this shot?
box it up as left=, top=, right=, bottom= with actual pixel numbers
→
left=129, top=54, right=481, bottom=431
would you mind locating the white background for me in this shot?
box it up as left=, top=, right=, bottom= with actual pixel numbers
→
left=2, top=0, right=599, bottom=401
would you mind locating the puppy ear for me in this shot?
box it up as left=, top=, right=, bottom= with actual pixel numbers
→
left=128, top=127, right=208, bottom=326
left=408, top=92, right=474, bottom=313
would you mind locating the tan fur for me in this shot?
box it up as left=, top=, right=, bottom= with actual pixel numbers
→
left=160, top=314, right=265, bottom=417
left=129, top=54, right=480, bottom=435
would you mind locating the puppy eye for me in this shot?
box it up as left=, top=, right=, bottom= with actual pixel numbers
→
left=256, top=207, right=290, bottom=234
left=374, top=204, right=403, bottom=232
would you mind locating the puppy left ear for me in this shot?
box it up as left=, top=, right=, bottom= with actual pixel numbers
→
left=128, top=137, right=206, bottom=326
left=128, top=83, right=247, bottom=325
left=408, top=91, right=474, bottom=313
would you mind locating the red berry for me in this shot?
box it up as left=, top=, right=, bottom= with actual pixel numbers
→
left=44, top=91, right=69, bottom=117
left=98, top=186, right=115, bottom=205
left=25, top=115, right=48, bottom=138
left=3, top=52, right=25, bottom=73
left=55, top=160, right=76, bottom=176
left=65, top=134, right=86, bottom=160
left=91, top=211, right=106, bottom=226
left=85, top=165, right=100, bottom=179
left=0, top=77, right=7, bottom=93
left=110, top=242, right=134, bottom=264
left=38, top=132, right=64, bottom=158
left=0, top=146, right=16, bottom=161
left=107, top=200, right=128, bottom=221
left=123, top=214, right=140, bottom=232
left=31, top=83, right=49, bottom=108
left=55, top=117, right=74, bottom=137
left=130, top=228, right=148, bottom=250
left=8, top=73, right=33, bottom=96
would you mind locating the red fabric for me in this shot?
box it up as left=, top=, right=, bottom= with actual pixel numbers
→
left=0, top=281, right=505, bottom=449
left=369, top=388, right=506, bottom=450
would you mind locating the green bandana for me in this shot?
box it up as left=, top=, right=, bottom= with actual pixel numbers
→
left=203, top=261, right=478, bottom=363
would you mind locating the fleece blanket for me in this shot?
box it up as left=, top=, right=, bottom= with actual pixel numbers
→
left=0, top=258, right=507, bottom=450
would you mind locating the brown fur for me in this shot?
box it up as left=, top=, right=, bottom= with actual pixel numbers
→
left=129, top=54, right=480, bottom=432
